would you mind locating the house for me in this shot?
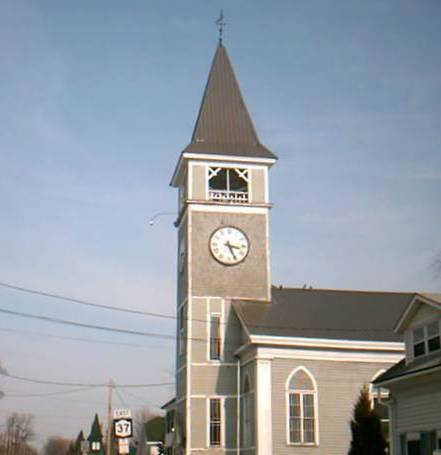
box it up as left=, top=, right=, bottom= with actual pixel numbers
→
left=162, top=38, right=417, bottom=455
left=373, top=293, right=441, bottom=455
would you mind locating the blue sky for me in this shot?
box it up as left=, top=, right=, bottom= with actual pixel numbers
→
left=1, top=0, right=440, bottom=446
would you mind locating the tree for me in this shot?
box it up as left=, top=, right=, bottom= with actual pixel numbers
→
left=42, top=437, right=72, bottom=455
left=348, top=386, right=387, bottom=455
left=0, top=413, right=36, bottom=455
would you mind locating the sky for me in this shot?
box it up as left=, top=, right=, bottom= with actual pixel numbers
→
left=1, top=0, right=441, bottom=448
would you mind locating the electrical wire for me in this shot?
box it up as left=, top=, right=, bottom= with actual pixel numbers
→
left=0, top=280, right=403, bottom=333
left=0, top=281, right=175, bottom=320
left=0, top=307, right=174, bottom=340
left=0, top=371, right=174, bottom=389
left=4, top=387, right=96, bottom=398
left=0, top=327, right=168, bottom=350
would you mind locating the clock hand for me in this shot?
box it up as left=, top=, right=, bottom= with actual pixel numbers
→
left=224, top=241, right=237, bottom=260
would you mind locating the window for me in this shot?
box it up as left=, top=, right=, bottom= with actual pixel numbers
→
left=178, top=305, right=185, bottom=356
left=208, top=167, right=249, bottom=203
left=209, top=314, right=221, bottom=360
left=412, top=321, right=440, bottom=358
left=287, top=367, right=317, bottom=445
left=209, top=398, right=222, bottom=447
left=90, top=442, right=101, bottom=452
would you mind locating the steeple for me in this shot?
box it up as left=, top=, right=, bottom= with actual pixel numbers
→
left=184, top=43, right=277, bottom=160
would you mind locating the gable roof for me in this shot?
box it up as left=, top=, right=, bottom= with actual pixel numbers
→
left=394, top=292, right=441, bottom=333
left=183, top=44, right=276, bottom=160
left=233, top=287, right=414, bottom=342
left=373, top=353, right=441, bottom=385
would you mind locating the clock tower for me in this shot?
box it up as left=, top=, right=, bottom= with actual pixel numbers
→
left=170, top=42, right=277, bottom=454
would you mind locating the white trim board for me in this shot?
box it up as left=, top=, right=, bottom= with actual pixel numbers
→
left=184, top=153, right=276, bottom=165
left=189, top=204, right=269, bottom=215
left=250, top=335, right=404, bottom=351
left=255, top=346, right=404, bottom=364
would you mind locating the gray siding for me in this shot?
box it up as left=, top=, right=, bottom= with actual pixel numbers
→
left=270, top=358, right=395, bottom=455
left=190, top=365, right=237, bottom=395
left=191, top=164, right=206, bottom=200
left=392, top=372, right=441, bottom=434
left=250, top=168, right=265, bottom=204
left=225, top=397, right=238, bottom=449
left=190, top=210, right=270, bottom=301
left=190, top=398, right=206, bottom=448
left=409, top=304, right=439, bottom=329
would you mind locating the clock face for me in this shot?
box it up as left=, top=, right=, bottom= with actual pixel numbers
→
left=209, top=226, right=250, bottom=265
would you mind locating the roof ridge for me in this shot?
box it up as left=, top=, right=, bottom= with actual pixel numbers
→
left=272, top=285, right=416, bottom=295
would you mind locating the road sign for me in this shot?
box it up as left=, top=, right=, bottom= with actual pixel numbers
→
left=114, top=418, right=133, bottom=439
left=117, top=438, right=129, bottom=454
left=113, top=409, right=131, bottom=419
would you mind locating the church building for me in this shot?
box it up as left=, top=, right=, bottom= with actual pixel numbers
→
left=163, top=39, right=415, bottom=455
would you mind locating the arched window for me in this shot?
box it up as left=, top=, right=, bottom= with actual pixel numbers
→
left=286, top=367, right=318, bottom=445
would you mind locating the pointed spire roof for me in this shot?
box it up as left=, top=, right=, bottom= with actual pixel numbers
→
left=87, top=414, right=103, bottom=442
left=184, top=44, right=276, bottom=160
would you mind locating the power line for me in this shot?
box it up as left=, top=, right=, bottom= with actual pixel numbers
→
left=0, top=371, right=174, bottom=389
left=0, top=280, right=401, bottom=334
left=4, top=387, right=96, bottom=398
left=0, top=281, right=175, bottom=320
left=0, top=307, right=174, bottom=340
left=0, top=327, right=168, bottom=350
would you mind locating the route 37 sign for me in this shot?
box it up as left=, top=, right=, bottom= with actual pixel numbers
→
left=113, top=418, right=133, bottom=439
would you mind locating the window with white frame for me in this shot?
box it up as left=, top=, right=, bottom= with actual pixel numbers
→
left=412, top=320, right=440, bottom=358
left=209, top=398, right=222, bottom=447
left=287, top=368, right=317, bottom=445
left=209, top=313, right=221, bottom=360
left=208, top=167, right=249, bottom=203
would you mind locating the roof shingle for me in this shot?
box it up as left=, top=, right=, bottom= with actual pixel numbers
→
left=184, top=44, right=276, bottom=160
left=233, top=287, right=414, bottom=342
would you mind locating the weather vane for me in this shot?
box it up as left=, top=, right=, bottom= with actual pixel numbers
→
left=215, top=10, right=226, bottom=45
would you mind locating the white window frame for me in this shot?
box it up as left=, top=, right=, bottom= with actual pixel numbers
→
left=285, top=366, right=319, bottom=446
left=91, top=442, right=101, bottom=452
left=206, top=166, right=250, bottom=203
left=207, top=397, right=224, bottom=448
left=412, top=319, right=440, bottom=359
left=207, top=312, right=223, bottom=362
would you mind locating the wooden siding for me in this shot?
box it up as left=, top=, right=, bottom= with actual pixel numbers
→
left=392, top=372, right=441, bottom=433
left=270, top=358, right=395, bottom=455
left=191, top=164, right=206, bottom=200
left=250, top=168, right=265, bottom=204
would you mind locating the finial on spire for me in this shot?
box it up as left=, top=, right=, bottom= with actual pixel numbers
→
left=215, top=10, right=226, bottom=45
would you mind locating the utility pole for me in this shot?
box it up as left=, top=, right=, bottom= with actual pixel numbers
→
left=106, top=379, right=114, bottom=455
